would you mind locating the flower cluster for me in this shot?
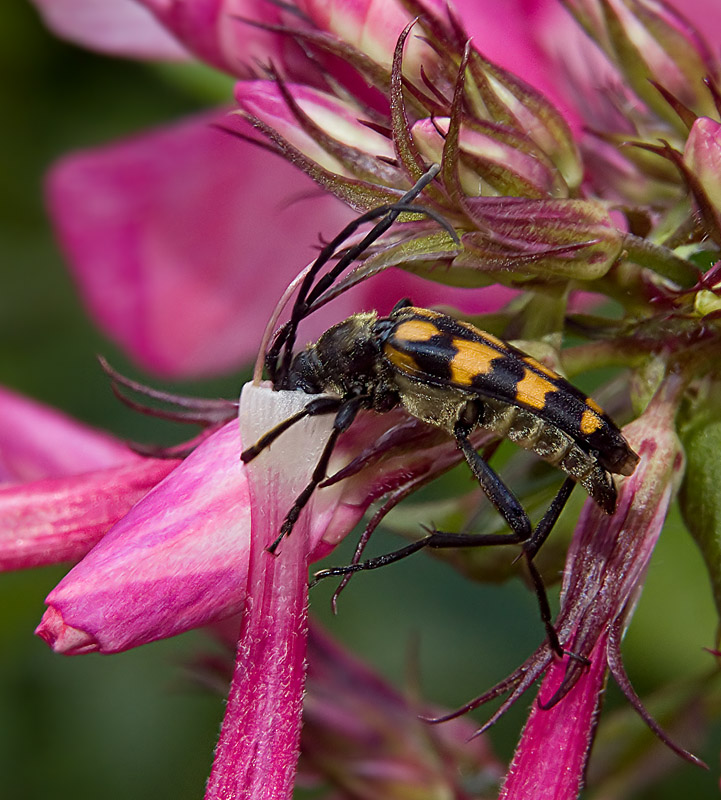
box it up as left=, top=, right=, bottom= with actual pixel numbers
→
left=6, top=0, right=721, bottom=798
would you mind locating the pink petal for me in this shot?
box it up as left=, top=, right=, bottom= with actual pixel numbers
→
left=236, top=80, right=396, bottom=170
left=502, top=375, right=686, bottom=797
left=29, top=0, right=189, bottom=60
left=453, top=0, right=581, bottom=123
left=47, top=112, right=354, bottom=378
left=500, top=633, right=609, bottom=800
left=206, top=384, right=336, bottom=799
left=37, top=421, right=251, bottom=653
left=48, top=106, right=514, bottom=380
left=352, top=266, right=518, bottom=317
left=0, top=459, right=177, bottom=572
left=139, top=0, right=294, bottom=79
left=0, top=386, right=135, bottom=483
left=297, top=0, right=446, bottom=77
left=33, top=390, right=463, bottom=656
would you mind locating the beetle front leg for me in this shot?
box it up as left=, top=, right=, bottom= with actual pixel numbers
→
left=268, top=395, right=369, bottom=553
left=240, top=395, right=343, bottom=463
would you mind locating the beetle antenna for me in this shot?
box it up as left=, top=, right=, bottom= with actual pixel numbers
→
left=270, top=164, right=454, bottom=386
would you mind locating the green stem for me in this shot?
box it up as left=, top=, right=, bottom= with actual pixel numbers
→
left=576, top=262, right=650, bottom=313
left=561, top=339, right=647, bottom=377
left=517, top=289, right=569, bottom=341
left=623, top=233, right=699, bottom=287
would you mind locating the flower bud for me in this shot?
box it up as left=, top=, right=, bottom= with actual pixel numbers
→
left=683, top=116, right=721, bottom=244
left=412, top=117, right=568, bottom=198
left=455, top=197, right=624, bottom=282
left=564, top=0, right=719, bottom=126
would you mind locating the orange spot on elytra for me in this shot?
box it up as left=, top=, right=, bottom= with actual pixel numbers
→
left=580, top=407, right=603, bottom=435
left=394, top=319, right=439, bottom=342
left=449, top=340, right=500, bottom=385
left=515, top=368, right=557, bottom=410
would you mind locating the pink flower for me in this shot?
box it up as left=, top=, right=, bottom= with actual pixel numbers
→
left=14, top=0, right=721, bottom=797
left=36, top=0, right=549, bottom=379
left=199, top=619, right=504, bottom=797
left=18, top=376, right=491, bottom=794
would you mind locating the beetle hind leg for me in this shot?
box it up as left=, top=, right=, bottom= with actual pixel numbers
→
left=313, top=426, right=577, bottom=658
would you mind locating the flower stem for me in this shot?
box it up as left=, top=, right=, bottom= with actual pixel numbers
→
left=623, top=234, right=699, bottom=287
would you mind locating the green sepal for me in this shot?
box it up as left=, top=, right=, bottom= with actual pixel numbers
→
left=591, top=670, right=718, bottom=790
left=679, top=385, right=721, bottom=631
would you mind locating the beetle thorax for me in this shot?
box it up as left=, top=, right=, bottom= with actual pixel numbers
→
left=285, top=312, right=395, bottom=406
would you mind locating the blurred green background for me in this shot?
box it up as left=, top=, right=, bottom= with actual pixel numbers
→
left=1, top=1, right=720, bottom=798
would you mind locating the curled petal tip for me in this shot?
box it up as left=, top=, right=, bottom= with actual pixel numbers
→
left=35, top=607, right=99, bottom=655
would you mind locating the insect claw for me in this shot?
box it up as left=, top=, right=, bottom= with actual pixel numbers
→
left=266, top=531, right=285, bottom=555
left=308, top=568, right=333, bottom=587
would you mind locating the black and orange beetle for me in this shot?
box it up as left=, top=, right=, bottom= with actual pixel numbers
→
left=241, top=167, right=639, bottom=655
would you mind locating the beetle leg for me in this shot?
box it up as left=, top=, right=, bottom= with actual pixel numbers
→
left=312, top=430, right=578, bottom=658
left=268, top=395, right=369, bottom=553
left=523, top=476, right=575, bottom=559
left=240, top=395, right=343, bottom=463
left=454, top=425, right=532, bottom=545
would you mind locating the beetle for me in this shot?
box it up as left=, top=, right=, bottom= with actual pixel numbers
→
left=241, top=167, right=639, bottom=655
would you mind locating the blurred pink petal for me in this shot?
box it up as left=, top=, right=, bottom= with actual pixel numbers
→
left=0, top=387, right=177, bottom=570
left=29, top=0, right=189, bottom=60
left=37, top=421, right=250, bottom=653
left=48, top=106, right=515, bottom=379
left=295, top=0, right=447, bottom=83
left=47, top=112, right=353, bottom=378
left=297, top=0, right=439, bottom=63
left=140, top=0, right=297, bottom=79
left=0, top=386, right=134, bottom=483
left=452, top=0, right=582, bottom=124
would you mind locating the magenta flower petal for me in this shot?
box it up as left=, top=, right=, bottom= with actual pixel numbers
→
left=206, top=384, right=336, bottom=799
left=139, top=0, right=294, bottom=79
left=0, top=387, right=176, bottom=571
left=29, top=0, right=189, bottom=60
left=47, top=112, right=353, bottom=378
left=296, top=0, right=446, bottom=79
left=0, top=386, right=135, bottom=483
left=32, top=389, right=468, bottom=658
left=0, top=459, right=177, bottom=572
left=37, top=421, right=251, bottom=653
left=451, top=0, right=582, bottom=125
left=500, top=633, right=609, bottom=800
